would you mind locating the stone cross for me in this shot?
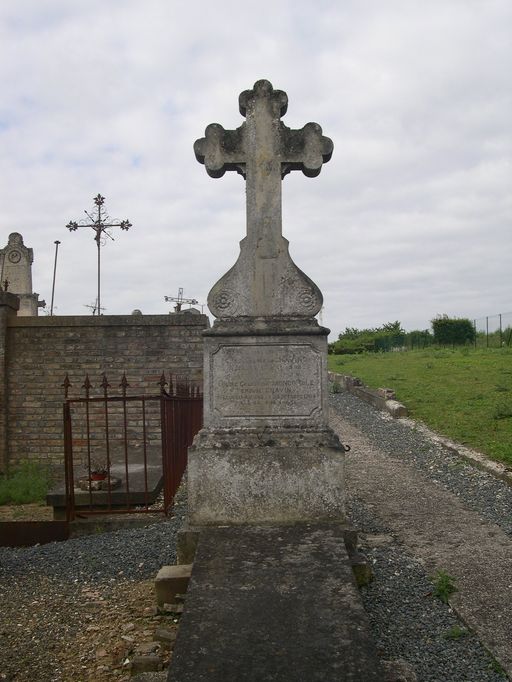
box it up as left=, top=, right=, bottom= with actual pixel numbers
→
left=194, top=79, right=333, bottom=319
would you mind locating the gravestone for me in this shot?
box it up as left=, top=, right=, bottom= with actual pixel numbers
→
left=166, top=81, right=383, bottom=681
left=0, top=233, right=44, bottom=316
left=188, top=79, right=344, bottom=524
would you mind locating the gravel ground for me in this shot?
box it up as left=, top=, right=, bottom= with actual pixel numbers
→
left=0, top=511, right=183, bottom=584
left=331, top=391, right=512, bottom=537
left=350, top=501, right=506, bottom=682
left=0, top=496, right=187, bottom=682
left=331, top=390, right=510, bottom=681
left=1, top=393, right=511, bottom=681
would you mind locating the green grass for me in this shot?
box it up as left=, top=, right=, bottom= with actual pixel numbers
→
left=0, top=461, right=54, bottom=505
left=328, top=347, right=512, bottom=466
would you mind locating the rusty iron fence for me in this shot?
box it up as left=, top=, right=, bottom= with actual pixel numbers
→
left=62, top=372, right=202, bottom=521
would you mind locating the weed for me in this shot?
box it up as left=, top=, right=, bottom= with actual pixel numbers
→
left=488, top=657, right=506, bottom=675
left=331, top=382, right=342, bottom=394
left=0, top=461, right=54, bottom=505
left=493, top=404, right=512, bottom=420
left=432, top=570, right=458, bottom=604
left=495, top=385, right=510, bottom=393
left=448, top=459, right=467, bottom=469
left=443, top=625, right=468, bottom=640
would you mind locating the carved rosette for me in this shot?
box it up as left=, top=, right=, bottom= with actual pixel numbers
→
left=208, top=288, right=241, bottom=317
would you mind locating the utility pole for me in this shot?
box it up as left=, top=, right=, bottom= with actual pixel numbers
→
left=66, top=194, right=131, bottom=313
left=50, top=240, right=60, bottom=316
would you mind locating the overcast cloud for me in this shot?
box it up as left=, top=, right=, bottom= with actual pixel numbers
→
left=0, top=0, right=510, bottom=337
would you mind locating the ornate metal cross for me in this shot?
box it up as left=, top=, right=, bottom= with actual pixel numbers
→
left=194, top=79, right=333, bottom=318
left=66, top=194, right=131, bottom=315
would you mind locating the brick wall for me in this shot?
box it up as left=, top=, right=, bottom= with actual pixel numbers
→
left=3, top=313, right=207, bottom=469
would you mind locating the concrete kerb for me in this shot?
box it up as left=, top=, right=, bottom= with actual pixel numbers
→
left=329, top=370, right=512, bottom=489
left=399, top=416, right=512, bottom=488
left=328, top=371, right=408, bottom=418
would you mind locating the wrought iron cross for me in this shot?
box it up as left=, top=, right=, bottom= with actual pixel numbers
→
left=194, top=80, right=333, bottom=318
left=66, top=194, right=131, bottom=315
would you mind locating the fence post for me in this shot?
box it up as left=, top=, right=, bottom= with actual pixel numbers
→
left=63, top=401, right=75, bottom=522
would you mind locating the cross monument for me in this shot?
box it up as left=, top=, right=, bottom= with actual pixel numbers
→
left=188, top=80, right=344, bottom=525
left=195, top=79, right=333, bottom=318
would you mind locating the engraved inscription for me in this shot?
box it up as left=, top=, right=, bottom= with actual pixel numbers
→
left=211, top=344, right=321, bottom=418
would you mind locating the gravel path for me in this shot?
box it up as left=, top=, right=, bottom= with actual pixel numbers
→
left=331, top=390, right=511, bottom=681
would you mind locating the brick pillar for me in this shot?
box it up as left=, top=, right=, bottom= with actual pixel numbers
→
left=0, top=292, right=19, bottom=472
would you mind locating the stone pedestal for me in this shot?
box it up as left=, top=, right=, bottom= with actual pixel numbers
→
left=188, top=318, right=344, bottom=525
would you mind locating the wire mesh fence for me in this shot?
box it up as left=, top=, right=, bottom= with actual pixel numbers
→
left=474, top=312, right=512, bottom=348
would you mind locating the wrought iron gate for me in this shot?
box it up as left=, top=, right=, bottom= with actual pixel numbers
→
left=62, top=373, right=203, bottom=521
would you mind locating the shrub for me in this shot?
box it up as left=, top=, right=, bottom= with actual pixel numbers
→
left=432, top=315, right=476, bottom=346
left=332, top=321, right=406, bottom=354
left=0, top=461, right=54, bottom=505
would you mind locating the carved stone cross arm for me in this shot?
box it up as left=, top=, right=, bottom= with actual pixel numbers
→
left=194, top=80, right=333, bottom=181
left=194, top=80, right=333, bottom=319
left=194, top=124, right=246, bottom=178
left=279, top=123, right=333, bottom=178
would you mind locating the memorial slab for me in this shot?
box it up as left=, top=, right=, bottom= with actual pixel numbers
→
left=167, top=525, right=382, bottom=681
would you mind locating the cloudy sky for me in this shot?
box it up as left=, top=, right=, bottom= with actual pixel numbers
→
left=0, top=0, right=510, bottom=337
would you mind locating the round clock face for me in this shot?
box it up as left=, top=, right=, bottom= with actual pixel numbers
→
left=8, top=250, right=21, bottom=263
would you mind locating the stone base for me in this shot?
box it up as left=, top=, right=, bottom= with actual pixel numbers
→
left=188, top=428, right=344, bottom=525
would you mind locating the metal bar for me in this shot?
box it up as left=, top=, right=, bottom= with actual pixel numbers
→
left=142, top=397, right=149, bottom=510
left=102, top=375, right=113, bottom=510
left=65, top=395, right=161, bottom=404
left=161, top=394, right=172, bottom=514
left=63, top=402, right=75, bottom=522
left=97, top=235, right=101, bottom=315
left=72, top=508, right=164, bottom=516
left=83, top=376, right=93, bottom=510
left=50, top=240, right=60, bottom=316
left=121, top=374, right=131, bottom=510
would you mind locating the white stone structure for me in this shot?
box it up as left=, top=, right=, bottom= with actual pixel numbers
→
left=0, top=233, right=44, bottom=316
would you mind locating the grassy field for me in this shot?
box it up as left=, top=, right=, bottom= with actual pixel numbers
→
left=328, top=347, right=512, bottom=466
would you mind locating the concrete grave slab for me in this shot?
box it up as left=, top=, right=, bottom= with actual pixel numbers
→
left=167, top=524, right=382, bottom=682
